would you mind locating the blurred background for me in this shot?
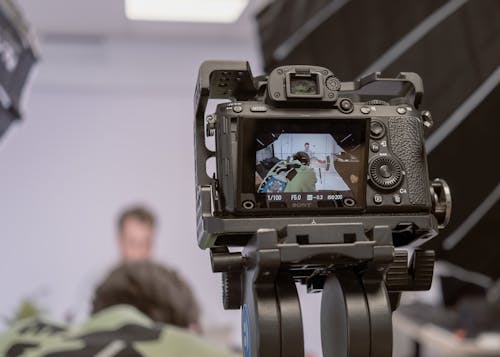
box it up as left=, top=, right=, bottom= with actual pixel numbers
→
left=0, top=0, right=498, bottom=356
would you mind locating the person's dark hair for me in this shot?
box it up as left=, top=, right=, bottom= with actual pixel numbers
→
left=293, top=151, right=310, bottom=165
left=304, top=142, right=309, bottom=146
left=117, top=205, right=156, bottom=232
left=92, top=261, right=200, bottom=328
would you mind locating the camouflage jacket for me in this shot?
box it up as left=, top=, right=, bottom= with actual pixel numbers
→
left=0, top=305, right=231, bottom=357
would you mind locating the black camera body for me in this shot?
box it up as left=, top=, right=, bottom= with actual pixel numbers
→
left=194, top=61, right=451, bottom=357
left=195, top=61, right=448, bottom=249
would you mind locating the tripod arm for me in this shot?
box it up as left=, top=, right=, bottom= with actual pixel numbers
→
left=321, top=272, right=392, bottom=357
left=241, top=229, right=304, bottom=357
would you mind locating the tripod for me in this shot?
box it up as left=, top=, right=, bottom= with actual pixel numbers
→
left=211, top=223, right=435, bottom=357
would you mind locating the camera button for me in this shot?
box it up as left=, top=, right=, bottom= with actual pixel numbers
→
left=360, top=106, right=370, bottom=114
left=370, top=143, right=380, bottom=153
left=393, top=194, right=402, bottom=204
left=250, top=105, right=267, bottom=112
left=373, top=194, right=383, bottom=205
left=396, top=107, right=407, bottom=115
left=379, top=164, right=392, bottom=178
left=370, top=120, right=386, bottom=139
left=233, top=105, right=243, bottom=113
left=338, top=98, right=354, bottom=113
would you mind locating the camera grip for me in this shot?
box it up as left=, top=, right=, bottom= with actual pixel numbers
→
left=389, top=117, right=429, bottom=206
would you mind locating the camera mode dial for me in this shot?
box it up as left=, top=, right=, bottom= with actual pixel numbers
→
left=369, top=156, right=403, bottom=190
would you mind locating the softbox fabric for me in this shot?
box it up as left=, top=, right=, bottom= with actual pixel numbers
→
left=257, top=0, right=500, bottom=278
left=0, top=0, right=37, bottom=139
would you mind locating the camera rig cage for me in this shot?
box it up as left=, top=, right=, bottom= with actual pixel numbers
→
left=194, top=61, right=451, bottom=357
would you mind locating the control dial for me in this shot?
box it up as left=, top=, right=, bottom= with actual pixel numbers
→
left=369, top=156, right=403, bottom=190
left=366, top=99, right=389, bottom=106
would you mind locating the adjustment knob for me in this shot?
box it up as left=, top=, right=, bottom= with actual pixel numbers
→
left=430, top=178, right=452, bottom=229
left=410, top=250, right=435, bottom=291
left=369, top=156, right=403, bottom=190
left=366, top=99, right=389, bottom=106
left=385, top=250, right=409, bottom=291
left=325, top=75, right=341, bottom=91
left=222, top=272, right=242, bottom=310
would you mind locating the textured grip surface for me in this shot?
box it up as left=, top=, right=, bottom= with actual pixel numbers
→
left=389, top=117, right=429, bottom=206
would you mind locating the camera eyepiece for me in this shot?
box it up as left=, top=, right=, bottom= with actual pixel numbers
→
left=267, top=65, right=339, bottom=107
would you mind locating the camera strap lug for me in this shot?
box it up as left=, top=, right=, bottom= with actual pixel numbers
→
left=206, top=114, right=216, bottom=137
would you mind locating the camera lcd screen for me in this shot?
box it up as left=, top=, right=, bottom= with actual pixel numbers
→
left=254, top=120, right=367, bottom=209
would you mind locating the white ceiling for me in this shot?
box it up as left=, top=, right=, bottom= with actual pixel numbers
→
left=16, top=0, right=268, bottom=41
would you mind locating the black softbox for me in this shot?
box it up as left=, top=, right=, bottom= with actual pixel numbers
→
left=0, top=0, right=37, bottom=139
left=257, top=0, right=500, bottom=278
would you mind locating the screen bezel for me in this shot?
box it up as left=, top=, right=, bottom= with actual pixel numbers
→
left=238, top=117, right=369, bottom=214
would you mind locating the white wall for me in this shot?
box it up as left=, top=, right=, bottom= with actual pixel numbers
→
left=0, top=35, right=261, bottom=339
left=0, top=32, right=328, bottom=356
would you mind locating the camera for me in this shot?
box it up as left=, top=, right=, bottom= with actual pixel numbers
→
left=194, top=61, right=451, bottom=357
left=195, top=62, right=450, bottom=249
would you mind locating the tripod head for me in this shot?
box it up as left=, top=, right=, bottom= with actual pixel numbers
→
left=194, top=61, right=451, bottom=357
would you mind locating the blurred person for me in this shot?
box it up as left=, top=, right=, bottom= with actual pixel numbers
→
left=117, top=205, right=156, bottom=261
left=0, top=261, right=230, bottom=356
left=92, top=260, right=200, bottom=331
left=64, top=205, right=158, bottom=323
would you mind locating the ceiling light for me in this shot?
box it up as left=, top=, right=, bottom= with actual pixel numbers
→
left=125, top=0, right=249, bottom=23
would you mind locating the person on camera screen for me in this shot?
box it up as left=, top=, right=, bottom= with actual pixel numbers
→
left=256, top=133, right=353, bottom=194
